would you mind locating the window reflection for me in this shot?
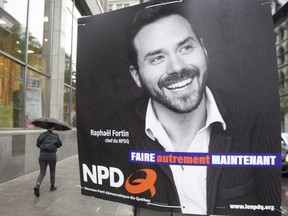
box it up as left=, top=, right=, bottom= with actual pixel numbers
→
left=279, top=46, right=285, bottom=65
left=72, top=9, right=80, bottom=89
left=64, top=86, right=70, bottom=124
left=0, top=0, right=28, bottom=61
left=71, top=89, right=76, bottom=127
left=0, top=54, right=24, bottom=128
left=0, top=0, right=79, bottom=129
left=28, top=0, right=50, bottom=72
left=63, top=3, right=79, bottom=127
left=65, top=4, right=73, bottom=85
left=25, top=69, right=46, bottom=128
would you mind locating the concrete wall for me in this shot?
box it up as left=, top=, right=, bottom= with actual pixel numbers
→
left=0, top=129, right=78, bottom=183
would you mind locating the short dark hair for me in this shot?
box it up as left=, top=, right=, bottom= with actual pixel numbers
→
left=126, top=1, right=201, bottom=71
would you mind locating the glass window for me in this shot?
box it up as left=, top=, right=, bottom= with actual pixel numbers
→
left=27, top=0, right=50, bottom=72
left=0, top=0, right=28, bottom=61
left=116, top=4, right=123, bottom=9
left=279, top=27, right=285, bottom=41
left=63, top=3, right=79, bottom=127
left=108, top=4, right=113, bottom=11
left=25, top=69, right=46, bottom=128
left=71, top=9, right=80, bottom=88
left=65, top=5, right=73, bottom=85
left=63, top=86, right=70, bottom=124
left=71, top=89, right=76, bottom=127
left=0, top=54, right=24, bottom=128
left=280, top=71, right=285, bottom=88
left=279, top=46, right=285, bottom=65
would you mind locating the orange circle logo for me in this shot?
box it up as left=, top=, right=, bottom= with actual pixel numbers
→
left=125, top=169, right=157, bottom=197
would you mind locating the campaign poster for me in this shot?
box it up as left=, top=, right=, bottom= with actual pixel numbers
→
left=76, top=0, right=281, bottom=215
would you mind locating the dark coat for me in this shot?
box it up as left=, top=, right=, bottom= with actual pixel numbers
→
left=98, top=89, right=281, bottom=216
left=36, top=130, right=62, bottom=153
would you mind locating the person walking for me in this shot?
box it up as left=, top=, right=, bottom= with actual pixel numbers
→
left=34, top=123, right=62, bottom=197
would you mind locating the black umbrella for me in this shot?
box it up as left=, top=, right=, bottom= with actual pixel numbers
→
left=31, top=117, right=72, bottom=131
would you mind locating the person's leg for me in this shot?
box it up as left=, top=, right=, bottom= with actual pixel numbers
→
left=36, top=153, right=48, bottom=184
left=47, top=153, right=57, bottom=190
left=34, top=153, right=48, bottom=196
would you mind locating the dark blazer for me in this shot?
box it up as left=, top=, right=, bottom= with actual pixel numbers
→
left=99, top=89, right=281, bottom=216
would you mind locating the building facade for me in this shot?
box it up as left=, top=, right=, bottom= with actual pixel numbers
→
left=274, top=2, right=288, bottom=132
left=107, top=0, right=139, bottom=12
left=0, top=0, right=102, bottom=183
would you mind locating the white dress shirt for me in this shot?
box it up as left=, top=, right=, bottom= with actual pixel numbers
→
left=145, top=87, right=226, bottom=214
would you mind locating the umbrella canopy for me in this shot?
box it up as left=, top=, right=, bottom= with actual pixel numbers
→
left=31, top=117, right=72, bottom=131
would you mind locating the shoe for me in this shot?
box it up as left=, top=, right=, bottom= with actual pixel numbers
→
left=50, top=186, right=57, bottom=191
left=34, top=186, right=40, bottom=197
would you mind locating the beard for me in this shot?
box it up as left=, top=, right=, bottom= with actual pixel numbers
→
left=141, top=66, right=207, bottom=113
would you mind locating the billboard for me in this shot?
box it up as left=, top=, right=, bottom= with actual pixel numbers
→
left=76, top=0, right=281, bottom=215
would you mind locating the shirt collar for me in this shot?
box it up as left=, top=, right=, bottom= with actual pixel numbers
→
left=145, top=87, right=226, bottom=141
left=145, top=98, right=159, bottom=141
left=205, top=87, right=226, bottom=130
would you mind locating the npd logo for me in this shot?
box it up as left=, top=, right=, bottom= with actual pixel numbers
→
left=82, top=164, right=157, bottom=197
left=125, top=169, right=157, bottom=197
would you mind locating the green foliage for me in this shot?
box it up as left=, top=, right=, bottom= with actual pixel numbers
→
left=280, top=87, right=288, bottom=114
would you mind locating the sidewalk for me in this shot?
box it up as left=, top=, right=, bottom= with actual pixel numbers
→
left=0, top=155, right=134, bottom=216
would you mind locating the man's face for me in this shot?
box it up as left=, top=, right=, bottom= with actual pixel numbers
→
left=130, top=14, right=208, bottom=113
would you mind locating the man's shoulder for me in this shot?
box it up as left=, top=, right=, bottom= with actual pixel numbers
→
left=211, top=87, right=265, bottom=110
left=103, top=95, right=148, bottom=130
left=210, top=87, right=274, bottom=125
left=113, top=95, right=148, bottom=118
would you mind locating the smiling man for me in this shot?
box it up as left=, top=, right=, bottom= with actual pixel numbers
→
left=126, top=4, right=223, bottom=215
left=128, top=12, right=210, bottom=153
left=102, top=2, right=281, bottom=216
left=129, top=14, right=208, bottom=115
